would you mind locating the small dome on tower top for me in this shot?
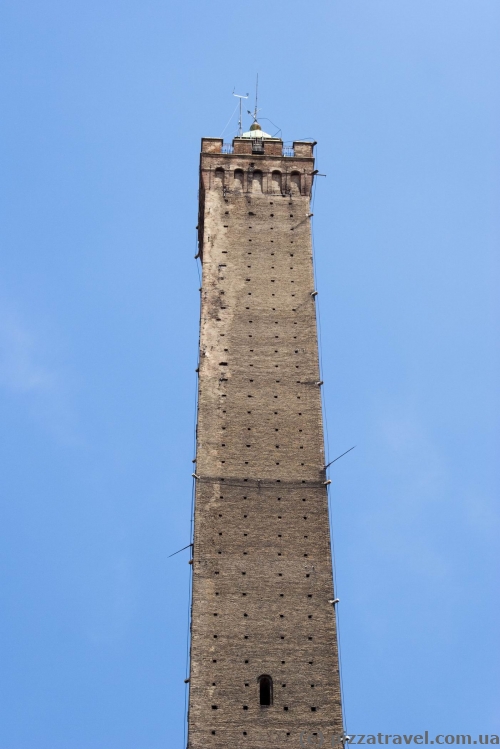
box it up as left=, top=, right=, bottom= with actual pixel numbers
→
left=241, top=120, right=273, bottom=139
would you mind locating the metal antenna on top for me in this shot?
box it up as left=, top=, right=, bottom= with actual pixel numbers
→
left=232, top=90, right=249, bottom=136
left=254, top=73, right=259, bottom=121
left=247, top=75, right=261, bottom=124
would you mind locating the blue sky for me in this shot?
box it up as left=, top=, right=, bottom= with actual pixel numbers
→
left=0, top=1, right=498, bottom=747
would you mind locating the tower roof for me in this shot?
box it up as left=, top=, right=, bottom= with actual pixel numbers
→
left=240, top=121, right=273, bottom=139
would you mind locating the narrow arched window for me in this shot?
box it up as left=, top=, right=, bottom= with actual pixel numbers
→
left=290, top=171, right=301, bottom=195
left=214, top=167, right=224, bottom=188
left=271, top=170, right=282, bottom=194
left=252, top=170, right=263, bottom=193
left=258, top=674, right=273, bottom=706
left=234, top=169, right=244, bottom=190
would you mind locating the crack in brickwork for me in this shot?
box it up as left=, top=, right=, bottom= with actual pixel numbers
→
left=187, top=138, right=343, bottom=749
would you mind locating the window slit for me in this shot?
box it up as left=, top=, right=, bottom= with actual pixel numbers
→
left=258, top=674, right=273, bottom=706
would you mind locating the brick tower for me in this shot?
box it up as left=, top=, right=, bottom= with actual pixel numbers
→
left=187, top=121, right=343, bottom=749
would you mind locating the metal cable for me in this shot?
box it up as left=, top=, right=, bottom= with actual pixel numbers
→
left=310, top=157, right=348, bottom=732
left=184, top=240, right=202, bottom=749
left=220, top=100, right=240, bottom=139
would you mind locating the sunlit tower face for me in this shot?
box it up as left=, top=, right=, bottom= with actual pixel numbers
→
left=187, top=125, right=343, bottom=749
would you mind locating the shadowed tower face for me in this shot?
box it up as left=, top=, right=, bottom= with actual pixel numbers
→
left=187, top=123, right=343, bottom=749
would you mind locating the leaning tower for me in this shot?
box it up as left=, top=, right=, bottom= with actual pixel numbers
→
left=187, top=120, right=343, bottom=749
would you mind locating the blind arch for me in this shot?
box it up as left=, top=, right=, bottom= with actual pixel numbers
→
left=251, top=170, right=263, bottom=193
left=234, top=169, right=244, bottom=190
left=290, top=171, right=301, bottom=195
left=214, top=167, right=224, bottom=188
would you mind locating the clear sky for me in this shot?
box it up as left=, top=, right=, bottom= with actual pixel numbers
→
left=0, top=1, right=498, bottom=747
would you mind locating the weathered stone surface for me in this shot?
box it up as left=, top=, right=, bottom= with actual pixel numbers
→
left=187, top=135, right=343, bottom=749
